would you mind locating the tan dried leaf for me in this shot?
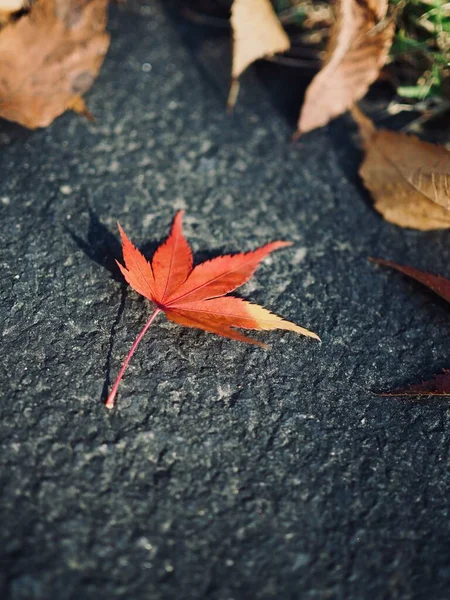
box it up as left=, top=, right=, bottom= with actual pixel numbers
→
left=353, top=106, right=450, bottom=230
left=0, top=0, right=26, bottom=26
left=229, top=0, right=290, bottom=110
left=0, top=0, right=26, bottom=12
left=296, top=0, right=394, bottom=135
left=0, top=0, right=110, bottom=129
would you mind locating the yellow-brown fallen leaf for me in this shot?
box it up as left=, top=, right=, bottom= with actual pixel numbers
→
left=353, top=106, right=450, bottom=230
left=228, top=0, right=290, bottom=110
left=0, top=0, right=110, bottom=129
left=296, top=0, right=394, bottom=135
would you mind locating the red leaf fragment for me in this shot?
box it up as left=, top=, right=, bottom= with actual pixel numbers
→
left=369, top=258, right=450, bottom=304
left=378, top=370, right=450, bottom=397
left=371, top=257, right=450, bottom=398
left=106, top=211, right=319, bottom=408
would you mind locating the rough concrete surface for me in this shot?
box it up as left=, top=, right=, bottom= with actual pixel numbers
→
left=1, top=2, right=450, bottom=599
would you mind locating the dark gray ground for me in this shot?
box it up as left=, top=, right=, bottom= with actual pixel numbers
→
left=1, top=2, right=450, bottom=599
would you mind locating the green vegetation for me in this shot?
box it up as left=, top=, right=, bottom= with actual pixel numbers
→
left=390, top=0, right=449, bottom=101
left=274, top=0, right=450, bottom=105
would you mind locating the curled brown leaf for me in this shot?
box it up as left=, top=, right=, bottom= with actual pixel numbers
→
left=296, top=0, right=394, bottom=135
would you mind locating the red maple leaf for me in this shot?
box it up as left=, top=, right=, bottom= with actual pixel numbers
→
left=106, top=211, right=319, bottom=408
left=371, top=258, right=450, bottom=397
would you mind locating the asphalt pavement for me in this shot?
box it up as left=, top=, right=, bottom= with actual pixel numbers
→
left=1, top=2, right=450, bottom=598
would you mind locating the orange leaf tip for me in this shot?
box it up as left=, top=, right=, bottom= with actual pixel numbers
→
left=244, top=302, right=320, bottom=341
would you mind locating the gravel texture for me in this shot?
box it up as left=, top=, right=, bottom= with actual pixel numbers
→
left=1, top=2, right=450, bottom=599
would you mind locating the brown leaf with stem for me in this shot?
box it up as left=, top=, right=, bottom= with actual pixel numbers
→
left=296, top=0, right=394, bottom=135
left=228, top=0, right=290, bottom=111
left=0, top=0, right=110, bottom=129
left=371, top=257, right=450, bottom=396
left=353, top=107, right=450, bottom=230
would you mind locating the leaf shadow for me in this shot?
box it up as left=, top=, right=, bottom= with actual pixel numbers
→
left=64, top=205, right=123, bottom=281
left=160, top=0, right=232, bottom=104
left=393, top=281, right=450, bottom=317
left=64, top=207, right=170, bottom=404
left=192, top=247, right=230, bottom=264
left=253, top=59, right=312, bottom=131
left=0, top=118, right=33, bottom=147
left=64, top=207, right=127, bottom=403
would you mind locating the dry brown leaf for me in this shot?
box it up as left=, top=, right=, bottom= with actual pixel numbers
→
left=228, top=0, right=290, bottom=110
left=0, top=0, right=26, bottom=26
left=365, top=0, right=388, bottom=20
left=353, top=106, right=450, bottom=230
left=0, top=0, right=110, bottom=129
left=0, top=0, right=26, bottom=14
left=296, top=0, right=394, bottom=135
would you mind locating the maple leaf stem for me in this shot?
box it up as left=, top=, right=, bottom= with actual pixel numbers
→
left=105, top=308, right=161, bottom=410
